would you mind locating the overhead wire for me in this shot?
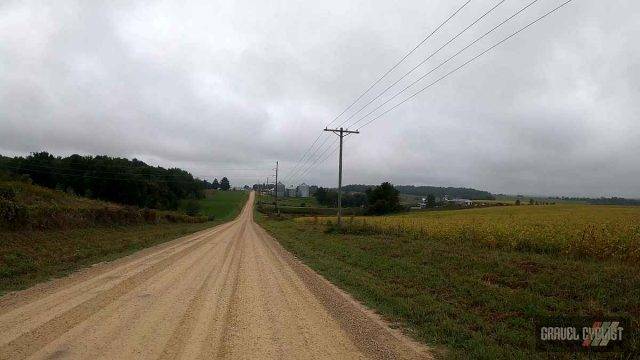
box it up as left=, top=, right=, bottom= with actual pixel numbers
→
left=294, top=0, right=575, bottom=184
left=334, top=0, right=508, bottom=130
left=356, top=0, right=576, bottom=131
left=347, top=0, right=543, bottom=130
left=281, top=0, right=474, bottom=185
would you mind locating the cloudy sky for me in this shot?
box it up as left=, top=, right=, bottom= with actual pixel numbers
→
left=1, top=0, right=638, bottom=197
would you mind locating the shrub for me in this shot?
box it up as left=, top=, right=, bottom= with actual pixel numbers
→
left=184, top=199, right=201, bottom=216
left=0, top=187, right=16, bottom=201
left=142, top=208, right=158, bottom=224
left=0, top=199, right=28, bottom=229
left=365, top=182, right=401, bottom=215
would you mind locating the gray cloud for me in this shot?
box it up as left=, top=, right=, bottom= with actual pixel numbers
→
left=1, top=0, right=638, bottom=196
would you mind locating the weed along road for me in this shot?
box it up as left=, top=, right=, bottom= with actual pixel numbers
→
left=0, top=191, right=429, bottom=360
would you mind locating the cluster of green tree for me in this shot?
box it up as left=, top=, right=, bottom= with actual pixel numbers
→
left=208, top=177, right=230, bottom=191
left=341, top=184, right=495, bottom=200
left=365, top=182, right=402, bottom=214
left=587, top=197, right=640, bottom=206
left=313, top=187, right=367, bottom=208
left=0, top=152, right=231, bottom=210
left=548, top=196, right=640, bottom=206
left=314, top=182, right=401, bottom=215
left=252, top=183, right=275, bottom=192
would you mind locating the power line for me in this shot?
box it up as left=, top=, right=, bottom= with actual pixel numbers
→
left=286, top=139, right=338, bottom=186
left=289, top=0, right=536, bottom=184
left=279, top=133, right=325, bottom=184
left=287, top=133, right=358, bottom=186
left=286, top=138, right=339, bottom=186
left=281, top=133, right=333, bottom=184
left=325, top=0, right=473, bottom=129
left=294, top=0, right=575, bottom=185
left=291, top=134, right=359, bottom=187
left=348, top=0, right=543, bottom=130
left=283, top=0, right=473, bottom=184
left=357, top=0, right=576, bottom=131
left=334, top=0, right=508, bottom=130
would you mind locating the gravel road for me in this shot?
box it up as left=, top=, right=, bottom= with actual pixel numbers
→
left=0, top=191, right=430, bottom=359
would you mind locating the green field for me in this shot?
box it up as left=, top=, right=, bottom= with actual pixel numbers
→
left=256, top=204, right=640, bottom=358
left=256, top=193, right=320, bottom=207
left=180, top=190, right=248, bottom=221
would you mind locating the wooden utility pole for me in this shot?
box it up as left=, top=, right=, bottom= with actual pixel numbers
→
left=324, top=127, right=359, bottom=229
left=274, top=161, right=279, bottom=213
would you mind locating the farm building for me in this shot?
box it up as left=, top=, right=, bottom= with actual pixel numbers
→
left=449, top=198, right=473, bottom=206
left=439, top=195, right=473, bottom=206
left=297, top=183, right=310, bottom=197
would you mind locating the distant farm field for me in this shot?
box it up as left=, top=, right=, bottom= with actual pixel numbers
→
left=256, top=194, right=321, bottom=208
left=298, top=204, right=640, bottom=262
left=180, top=190, right=248, bottom=221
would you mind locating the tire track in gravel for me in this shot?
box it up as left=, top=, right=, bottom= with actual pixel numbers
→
left=0, top=192, right=431, bottom=359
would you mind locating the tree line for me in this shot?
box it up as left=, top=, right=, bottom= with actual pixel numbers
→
left=314, top=182, right=401, bottom=215
left=0, top=152, right=231, bottom=210
left=552, top=196, right=640, bottom=206
left=341, top=184, right=495, bottom=200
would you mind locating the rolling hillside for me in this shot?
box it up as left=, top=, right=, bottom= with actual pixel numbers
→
left=0, top=180, right=247, bottom=294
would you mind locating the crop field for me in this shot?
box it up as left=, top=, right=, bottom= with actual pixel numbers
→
left=257, top=204, right=640, bottom=357
left=297, top=204, right=640, bottom=262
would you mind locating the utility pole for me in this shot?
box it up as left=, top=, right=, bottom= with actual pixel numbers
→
left=324, top=127, right=359, bottom=229
left=274, top=161, right=279, bottom=213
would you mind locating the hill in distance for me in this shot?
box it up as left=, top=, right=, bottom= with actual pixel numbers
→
left=341, top=184, right=495, bottom=200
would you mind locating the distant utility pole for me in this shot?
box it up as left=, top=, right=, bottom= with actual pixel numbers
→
left=324, top=127, right=359, bottom=229
left=274, top=161, right=279, bottom=213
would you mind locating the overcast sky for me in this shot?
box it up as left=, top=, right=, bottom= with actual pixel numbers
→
left=1, top=0, right=638, bottom=197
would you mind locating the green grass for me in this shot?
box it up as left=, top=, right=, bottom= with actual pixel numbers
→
left=0, top=185, right=249, bottom=295
left=180, top=190, right=248, bottom=221
left=256, top=194, right=320, bottom=208
left=0, top=222, right=213, bottom=295
left=255, top=212, right=640, bottom=359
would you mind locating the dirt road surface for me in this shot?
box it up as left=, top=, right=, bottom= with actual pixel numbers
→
left=0, top=192, right=430, bottom=359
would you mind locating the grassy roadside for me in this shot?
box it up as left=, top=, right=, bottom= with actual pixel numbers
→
left=0, top=222, right=212, bottom=294
left=255, top=212, right=640, bottom=359
left=1, top=189, right=248, bottom=295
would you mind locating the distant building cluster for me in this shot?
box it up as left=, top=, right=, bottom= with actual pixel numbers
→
left=272, top=182, right=317, bottom=198
left=420, top=194, right=473, bottom=209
